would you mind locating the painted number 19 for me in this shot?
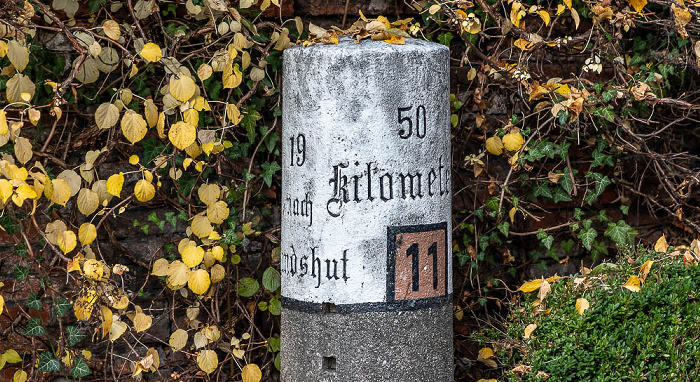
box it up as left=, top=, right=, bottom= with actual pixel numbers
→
left=289, top=133, right=306, bottom=166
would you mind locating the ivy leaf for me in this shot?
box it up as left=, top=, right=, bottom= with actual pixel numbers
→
left=54, top=297, right=73, bottom=316
left=238, top=277, right=260, bottom=297
left=262, top=267, right=281, bottom=292
left=605, top=220, right=637, bottom=247
left=591, top=106, right=615, bottom=122
left=36, top=352, right=60, bottom=372
left=66, top=326, right=87, bottom=346
left=23, top=317, right=46, bottom=337
left=13, top=265, right=29, bottom=281
left=260, top=161, right=281, bottom=187
left=532, top=182, right=553, bottom=200
left=26, top=293, right=42, bottom=310
left=71, top=357, right=91, bottom=378
left=578, top=226, right=598, bottom=251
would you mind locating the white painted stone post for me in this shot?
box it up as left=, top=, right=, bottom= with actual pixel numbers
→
left=281, top=37, right=452, bottom=381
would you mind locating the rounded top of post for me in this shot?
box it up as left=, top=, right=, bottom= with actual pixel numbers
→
left=283, top=36, right=448, bottom=59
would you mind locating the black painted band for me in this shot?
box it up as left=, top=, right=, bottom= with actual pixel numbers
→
left=281, top=294, right=453, bottom=313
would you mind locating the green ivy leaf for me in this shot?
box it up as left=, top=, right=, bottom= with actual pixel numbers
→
left=532, top=182, right=553, bottom=200
left=13, top=265, right=29, bottom=281
left=26, top=293, right=43, bottom=310
left=237, top=277, right=260, bottom=297
left=497, top=222, right=510, bottom=237
left=591, top=106, right=615, bottom=122
left=260, top=161, right=281, bottom=187
left=37, top=352, right=60, bottom=372
left=262, top=267, right=281, bottom=292
left=71, top=357, right=91, bottom=378
left=24, top=317, right=46, bottom=337
left=267, top=336, right=281, bottom=352
left=604, top=220, right=637, bottom=247
left=578, top=226, right=598, bottom=251
left=54, top=297, right=73, bottom=317
left=66, top=326, right=87, bottom=347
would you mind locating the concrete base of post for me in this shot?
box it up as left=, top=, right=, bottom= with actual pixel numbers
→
left=281, top=303, right=453, bottom=381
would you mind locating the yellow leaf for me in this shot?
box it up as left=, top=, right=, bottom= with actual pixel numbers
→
left=7, top=39, right=29, bottom=72
left=106, top=172, right=124, bottom=197
left=13, top=369, right=27, bottom=382
left=207, top=201, right=229, bottom=225
left=188, top=269, right=211, bottom=295
left=226, top=103, right=242, bottom=124
left=0, top=179, right=11, bottom=203
left=0, top=294, right=3, bottom=317
left=57, top=230, right=77, bottom=253
left=0, top=110, right=7, bottom=135
left=182, top=245, right=205, bottom=268
left=144, top=99, right=158, bottom=128
left=169, top=75, right=197, bottom=102
left=575, top=297, right=590, bottom=315
left=140, top=42, right=162, bottom=62
left=428, top=4, right=441, bottom=14
left=168, top=121, right=197, bottom=150
left=485, top=136, right=504, bottom=155
left=503, top=132, right=525, bottom=151
left=12, top=184, right=36, bottom=206
left=514, top=38, right=534, bottom=51
left=222, top=62, right=243, bottom=89
left=518, top=278, right=543, bottom=293
left=212, top=246, right=225, bottom=261
left=167, top=260, right=189, bottom=289
left=152, top=258, right=170, bottom=276
left=538, top=10, right=551, bottom=25
left=210, top=264, right=225, bottom=283
left=14, top=137, right=32, bottom=164
left=628, top=0, right=647, bottom=12
left=623, top=275, right=641, bottom=292
left=27, top=108, right=40, bottom=125
left=524, top=323, right=537, bottom=338
left=74, top=289, right=98, bottom=321
left=183, top=109, right=199, bottom=127
left=100, top=305, right=112, bottom=339
left=654, top=235, right=669, bottom=253
left=121, top=110, right=148, bottom=144
left=198, top=183, right=220, bottom=206
left=537, top=279, right=551, bottom=301
left=109, top=319, right=128, bottom=341
left=241, top=363, right=262, bottom=382
left=0, top=41, right=6, bottom=58
left=77, top=188, right=99, bottom=215
left=509, top=207, right=517, bottom=223
left=384, top=34, right=405, bottom=45
left=196, top=349, right=218, bottom=374
left=191, top=215, right=213, bottom=238
left=169, top=328, right=188, bottom=350
left=639, top=260, right=654, bottom=280
left=134, top=179, right=155, bottom=202
left=133, top=311, right=152, bottom=332
left=156, top=112, right=166, bottom=139
left=198, top=63, right=213, bottom=81
left=477, top=347, right=495, bottom=361
left=129, top=155, right=139, bottom=165
left=102, top=19, right=121, bottom=40
left=6, top=73, right=35, bottom=104
left=83, top=259, right=104, bottom=280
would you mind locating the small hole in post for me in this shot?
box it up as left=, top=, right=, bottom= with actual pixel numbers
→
left=322, top=302, right=337, bottom=314
left=322, top=356, right=337, bottom=371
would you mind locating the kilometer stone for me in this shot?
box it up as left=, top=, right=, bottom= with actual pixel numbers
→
left=281, top=37, right=452, bottom=381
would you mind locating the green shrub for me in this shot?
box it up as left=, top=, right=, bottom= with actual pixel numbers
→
left=506, top=247, right=700, bottom=381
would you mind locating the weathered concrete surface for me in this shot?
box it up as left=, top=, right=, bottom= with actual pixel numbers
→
left=281, top=303, right=453, bottom=381
left=281, top=37, right=452, bottom=381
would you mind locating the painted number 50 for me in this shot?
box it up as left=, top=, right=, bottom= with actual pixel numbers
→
left=397, top=105, right=426, bottom=139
